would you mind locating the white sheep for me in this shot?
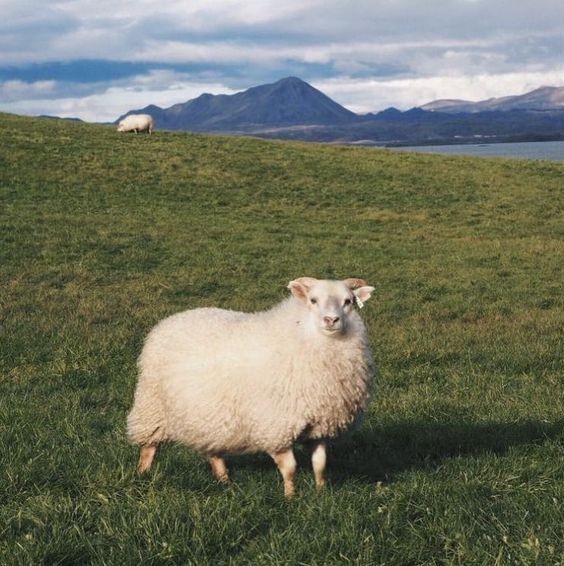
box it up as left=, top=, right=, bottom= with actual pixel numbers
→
left=127, top=277, right=375, bottom=496
left=117, top=114, right=154, bottom=134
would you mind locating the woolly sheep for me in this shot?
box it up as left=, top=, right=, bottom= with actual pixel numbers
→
left=117, top=114, right=154, bottom=134
left=127, top=277, right=375, bottom=496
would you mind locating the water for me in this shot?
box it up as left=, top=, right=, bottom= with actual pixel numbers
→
left=392, top=140, right=564, bottom=161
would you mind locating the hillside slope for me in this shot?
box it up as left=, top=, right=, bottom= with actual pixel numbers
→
left=1, top=113, right=563, bottom=565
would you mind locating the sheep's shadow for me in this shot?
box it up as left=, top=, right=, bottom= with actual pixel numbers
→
left=155, top=418, right=563, bottom=491
left=327, top=418, right=564, bottom=484
left=222, top=418, right=563, bottom=485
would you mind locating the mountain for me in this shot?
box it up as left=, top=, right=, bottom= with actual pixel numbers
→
left=117, top=77, right=358, bottom=131
left=246, top=107, right=564, bottom=146
left=420, top=86, right=564, bottom=113
left=114, top=78, right=564, bottom=146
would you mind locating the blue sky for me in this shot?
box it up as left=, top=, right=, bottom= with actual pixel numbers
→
left=1, top=0, right=563, bottom=121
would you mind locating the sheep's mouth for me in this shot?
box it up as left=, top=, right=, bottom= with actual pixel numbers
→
left=321, top=326, right=343, bottom=336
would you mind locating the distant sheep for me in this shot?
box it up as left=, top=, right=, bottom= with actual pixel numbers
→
left=127, top=277, right=375, bottom=496
left=117, top=114, right=154, bottom=134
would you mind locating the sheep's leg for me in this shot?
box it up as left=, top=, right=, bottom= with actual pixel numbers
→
left=311, top=440, right=327, bottom=489
left=271, top=448, right=297, bottom=497
left=208, top=455, right=230, bottom=484
left=137, top=444, right=158, bottom=473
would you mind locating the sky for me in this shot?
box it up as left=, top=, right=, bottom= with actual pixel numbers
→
left=1, top=0, right=563, bottom=122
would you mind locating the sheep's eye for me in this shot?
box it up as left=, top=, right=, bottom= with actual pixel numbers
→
left=310, top=298, right=317, bottom=304
left=344, top=298, right=352, bottom=306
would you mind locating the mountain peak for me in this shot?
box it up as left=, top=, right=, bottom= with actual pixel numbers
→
left=275, top=76, right=306, bottom=85
left=377, top=107, right=403, bottom=117
left=532, top=85, right=557, bottom=92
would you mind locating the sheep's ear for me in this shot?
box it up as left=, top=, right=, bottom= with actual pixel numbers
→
left=287, top=277, right=317, bottom=300
left=344, top=278, right=368, bottom=290
left=353, top=286, right=375, bottom=304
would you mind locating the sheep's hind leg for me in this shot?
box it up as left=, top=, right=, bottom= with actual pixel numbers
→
left=208, top=456, right=230, bottom=484
left=137, top=444, right=158, bottom=473
left=311, top=440, right=327, bottom=489
left=271, top=448, right=297, bottom=497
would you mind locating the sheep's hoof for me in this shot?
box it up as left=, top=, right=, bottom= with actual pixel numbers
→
left=284, top=485, right=296, bottom=498
left=137, top=444, right=157, bottom=474
left=208, top=456, right=231, bottom=484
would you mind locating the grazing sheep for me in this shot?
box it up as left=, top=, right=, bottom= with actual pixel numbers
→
left=117, top=114, right=154, bottom=134
left=127, top=277, right=375, bottom=496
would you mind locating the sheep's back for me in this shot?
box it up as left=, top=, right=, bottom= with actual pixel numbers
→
left=139, top=307, right=284, bottom=380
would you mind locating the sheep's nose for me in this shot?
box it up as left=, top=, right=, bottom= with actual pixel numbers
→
left=323, top=316, right=340, bottom=326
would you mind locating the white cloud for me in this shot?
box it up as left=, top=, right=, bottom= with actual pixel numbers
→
left=314, top=69, right=564, bottom=113
left=0, top=76, right=236, bottom=122
left=1, top=0, right=562, bottom=68
left=53, top=0, right=313, bottom=29
left=0, top=79, right=57, bottom=102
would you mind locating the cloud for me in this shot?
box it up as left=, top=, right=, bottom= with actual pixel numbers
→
left=0, top=79, right=57, bottom=102
left=314, top=68, right=564, bottom=114
left=0, top=73, right=237, bottom=122
left=2, top=0, right=563, bottom=67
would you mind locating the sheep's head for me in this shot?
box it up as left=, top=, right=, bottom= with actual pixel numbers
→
left=287, top=277, right=374, bottom=337
left=117, top=122, right=125, bottom=132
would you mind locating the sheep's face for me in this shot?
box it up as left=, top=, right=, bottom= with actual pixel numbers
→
left=117, top=122, right=125, bottom=132
left=288, top=277, right=374, bottom=337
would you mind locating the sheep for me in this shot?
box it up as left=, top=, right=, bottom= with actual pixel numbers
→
left=126, top=277, right=375, bottom=496
left=117, top=114, right=154, bottom=134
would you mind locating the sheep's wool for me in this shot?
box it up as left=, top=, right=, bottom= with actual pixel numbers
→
left=127, top=296, right=374, bottom=455
left=117, top=114, right=153, bottom=133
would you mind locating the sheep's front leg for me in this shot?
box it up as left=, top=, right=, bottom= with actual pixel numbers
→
left=271, top=448, right=297, bottom=497
left=208, top=455, right=230, bottom=484
left=311, top=440, right=327, bottom=489
left=137, top=444, right=157, bottom=473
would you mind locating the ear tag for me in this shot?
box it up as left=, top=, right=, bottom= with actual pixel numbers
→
left=355, top=296, right=364, bottom=309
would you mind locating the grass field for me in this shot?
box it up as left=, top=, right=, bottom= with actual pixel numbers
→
left=1, top=112, right=563, bottom=564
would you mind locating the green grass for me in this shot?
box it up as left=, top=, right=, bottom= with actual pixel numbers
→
left=1, top=112, right=563, bottom=565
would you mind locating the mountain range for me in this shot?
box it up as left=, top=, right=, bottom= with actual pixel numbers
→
left=420, top=86, right=564, bottom=113
left=117, top=77, right=564, bottom=145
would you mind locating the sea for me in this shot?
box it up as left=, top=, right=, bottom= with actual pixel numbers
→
left=392, top=140, right=564, bottom=161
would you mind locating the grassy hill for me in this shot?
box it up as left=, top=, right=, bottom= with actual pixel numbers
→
left=1, top=112, right=563, bottom=564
